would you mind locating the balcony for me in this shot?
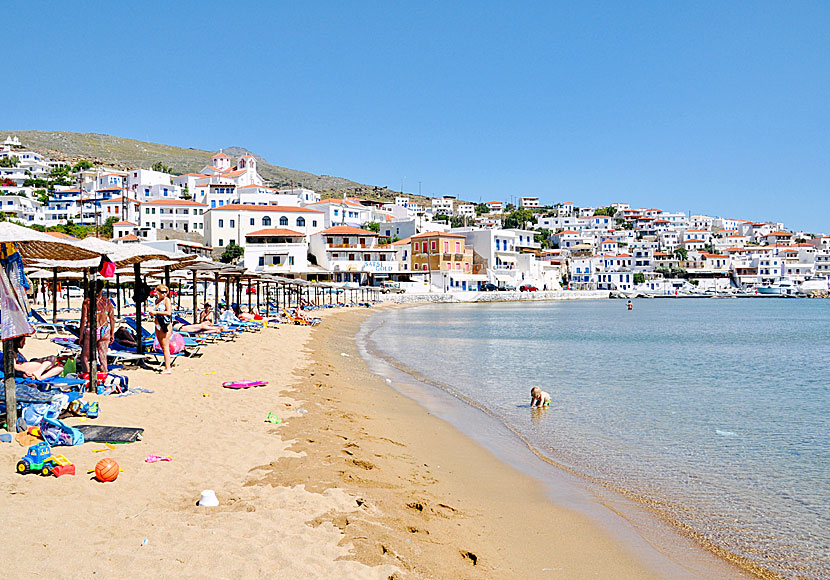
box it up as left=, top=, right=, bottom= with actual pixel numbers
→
left=327, top=243, right=369, bottom=249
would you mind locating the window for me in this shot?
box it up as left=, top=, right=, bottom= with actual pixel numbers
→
left=230, top=220, right=235, bottom=228
left=219, top=239, right=224, bottom=246
left=296, top=217, right=305, bottom=227
left=151, top=208, right=156, bottom=214
left=431, top=241, right=436, bottom=251
left=312, top=220, right=317, bottom=227
left=211, top=201, right=216, bottom=208
left=279, top=216, right=288, bottom=226
left=414, top=242, right=420, bottom=252
left=258, top=257, right=264, bottom=266
left=455, top=241, right=460, bottom=252
left=444, top=241, right=449, bottom=252
left=348, top=254, right=355, bottom=260
left=288, top=256, right=294, bottom=265
left=250, top=218, right=255, bottom=226
left=334, top=209, right=339, bottom=216
left=364, top=254, right=370, bottom=261
left=219, top=219, right=224, bottom=227
left=262, top=216, right=271, bottom=226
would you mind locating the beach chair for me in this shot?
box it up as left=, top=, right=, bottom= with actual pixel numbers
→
left=57, top=328, right=148, bottom=367
left=282, top=309, right=321, bottom=326
left=30, top=310, right=66, bottom=335
left=172, top=315, right=236, bottom=342
left=123, top=317, right=203, bottom=357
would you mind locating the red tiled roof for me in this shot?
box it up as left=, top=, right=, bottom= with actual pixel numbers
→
left=245, top=228, right=304, bottom=237
left=212, top=152, right=230, bottom=158
left=118, top=234, right=140, bottom=241
left=114, top=221, right=136, bottom=226
left=143, top=199, right=207, bottom=206
left=410, top=231, right=466, bottom=239
left=319, top=226, right=378, bottom=236
left=46, top=232, right=76, bottom=239
left=237, top=184, right=277, bottom=191
left=209, top=204, right=323, bottom=213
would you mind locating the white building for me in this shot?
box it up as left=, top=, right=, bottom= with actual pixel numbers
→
left=519, top=197, right=541, bottom=209
left=307, top=199, right=372, bottom=229
left=243, top=228, right=310, bottom=275
left=140, top=199, right=207, bottom=234
left=309, top=226, right=399, bottom=284
left=204, top=204, right=325, bottom=248
left=458, top=228, right=520, bottom=286
left=456, top=204, right=476, bottom=219
left=431, top=197, right=455, bottom=216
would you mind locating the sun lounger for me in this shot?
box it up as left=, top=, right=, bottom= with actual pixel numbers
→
left=123, top=317, right=203, bottom=357
left=29, top=310, right=67, bottom=335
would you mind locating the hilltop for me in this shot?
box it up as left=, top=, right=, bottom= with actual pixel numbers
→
left=2, top=130, right=428, bottom=204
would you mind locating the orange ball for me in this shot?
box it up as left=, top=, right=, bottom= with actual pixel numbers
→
left=95, top=458, right=119, bottom=482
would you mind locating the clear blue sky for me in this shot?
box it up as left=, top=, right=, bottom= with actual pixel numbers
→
left=9, top=1, right=830, bottom=232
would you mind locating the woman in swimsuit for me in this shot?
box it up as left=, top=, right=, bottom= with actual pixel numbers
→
left=153, top=284, right=173, bottom=374
left=5, top=336, right=63, bottom=380
left=79, top=280, right=115, bottom=374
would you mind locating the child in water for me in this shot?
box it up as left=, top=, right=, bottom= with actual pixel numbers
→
left=530, top=386, right=551, bottom=407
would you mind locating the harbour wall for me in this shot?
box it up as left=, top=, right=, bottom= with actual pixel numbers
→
left=384, top=290, right=610, bottom=304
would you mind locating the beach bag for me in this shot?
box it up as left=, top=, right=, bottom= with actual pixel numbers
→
left=96, top=372, right=128, bottom=395
left=98, top=255, right=116, bottom=278
left=0, top=266, right=35, bottom=340
left=40, top=417, right=84, bottom=446
left=21, top=401, right=62, bottom=429
left=154, top=332, right=185, bottom=354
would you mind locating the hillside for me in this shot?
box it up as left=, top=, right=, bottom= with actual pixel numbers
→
left=2, top=130, right=428, bottom=204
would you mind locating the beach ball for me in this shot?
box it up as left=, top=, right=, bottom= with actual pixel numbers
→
left=95, top=458, right=119, bottom=482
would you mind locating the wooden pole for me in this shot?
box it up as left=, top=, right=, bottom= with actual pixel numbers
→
left=256, top=280, right=260, bottom=312
left=192, top=269, right=198, bottom=324
left=134, top=263, right=144, bottom=356
left=88, top=269, right=98, bottom=393
left=52, top=269, right=58, bottom=323
left=265, top=282, right=270, bottom=318
left=214, top=272, right=220, bottom=324
left=3, top=338, right=17, bottom=432
left=247, top=278, right=252, bottom=310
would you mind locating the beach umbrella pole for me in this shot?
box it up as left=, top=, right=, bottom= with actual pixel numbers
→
left=134, top=263, right=144, bottom=356
left=87, top=268, right=98, bottom=393
left=192, top=269, right=197, bottom=324
left=3, top=338, right=17, bottom=432
left=214, top=273, right=220, bottom=324
left=116, top=273, right=121, bottom=319
left=52, top=269, right=58, bottom=323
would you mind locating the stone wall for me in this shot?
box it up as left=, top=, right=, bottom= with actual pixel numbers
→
left=383, top=290, right=610, bottom=304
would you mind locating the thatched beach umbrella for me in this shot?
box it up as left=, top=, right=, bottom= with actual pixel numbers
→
left=0, top=223, right=101, bottom=430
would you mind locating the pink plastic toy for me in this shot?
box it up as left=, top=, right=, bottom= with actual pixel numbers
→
left=222, top=381, right=268, bottom=389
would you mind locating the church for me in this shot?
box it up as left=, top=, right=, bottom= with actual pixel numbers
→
left=199, top=150, right=264, bottom=188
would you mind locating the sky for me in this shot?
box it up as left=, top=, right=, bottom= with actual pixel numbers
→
left=8, top=1, right=830, bottom=232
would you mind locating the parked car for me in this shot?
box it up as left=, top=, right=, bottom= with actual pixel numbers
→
left=520, top=285, right=538, bottom=292
left=482, top=283, right=498, bottom=291
left=65, top=286, right=84, bottom=298
left=502, top=284, right=517, bottom=291
left=380, top=282, right=405, bottom=294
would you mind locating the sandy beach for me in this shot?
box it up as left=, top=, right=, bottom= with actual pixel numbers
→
left=1, top=305, right=753, bottom=579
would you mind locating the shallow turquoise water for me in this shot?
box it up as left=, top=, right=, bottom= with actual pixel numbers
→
left=368, top=299, right=830, bottom=580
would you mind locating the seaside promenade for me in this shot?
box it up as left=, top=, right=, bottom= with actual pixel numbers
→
left=0, top=304, right=732, bottom=580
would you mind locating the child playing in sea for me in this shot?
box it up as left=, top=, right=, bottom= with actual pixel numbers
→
left=530, top=386, right=551, bottom=407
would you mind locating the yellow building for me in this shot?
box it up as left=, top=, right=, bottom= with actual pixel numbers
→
left=410, top=232, right=473, bottom=274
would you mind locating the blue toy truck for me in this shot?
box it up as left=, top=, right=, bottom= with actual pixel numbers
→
left=16, top=442, right=68, bottom=476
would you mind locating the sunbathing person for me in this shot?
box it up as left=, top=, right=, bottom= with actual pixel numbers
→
left=220, top=305, right=244, bottom=325
left=293, top=305, right=311, bottom=323
left=4, top=336, right=63, bottom=380
left=173, top=320, right=223, bottom=333
left=238, top=307, right=262, bottom=321
left=199, top=303, right=214, bottom=324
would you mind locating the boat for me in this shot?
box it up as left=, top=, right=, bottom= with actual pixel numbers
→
left=757, top=279, right=798, bottom=296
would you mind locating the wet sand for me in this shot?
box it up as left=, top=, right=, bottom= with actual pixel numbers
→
left=0, top=305, right=754, bottom=578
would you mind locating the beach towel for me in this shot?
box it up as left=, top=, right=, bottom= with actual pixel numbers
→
left=77, top=425, right=144, bottom=443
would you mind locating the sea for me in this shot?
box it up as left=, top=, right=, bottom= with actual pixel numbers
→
left=360, top=298, right=830, bottom=580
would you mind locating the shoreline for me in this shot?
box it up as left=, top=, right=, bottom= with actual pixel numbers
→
left=0, top=304, right=784, bottom=578
left=352, top=304, right=762, bottom=580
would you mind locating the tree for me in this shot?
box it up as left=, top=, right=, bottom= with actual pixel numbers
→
left=72, top=160, right=93, bottom=172
left=100, top=216, right=118, bottom=239
left=34, top=189, right=48, bottom=205
left=674, top=247, right=688, bottom=261
left=364, top=221, right=380, bottom=233
left=503, top=209, right=537, bottom=229
left=475, top=203, right=489, bottom=216
left=220, top=241, right=244, bottom=263
left=0, top=155, right=19, bottom=168
left=593, top=206, right=617, bottom=217
left=534, top=228, right=555, bottom=249
left=505, top=203, right=516, bottom=211
left=152, top=161, right=173, bottom=173
left=633, top=273, right=646, bottom=284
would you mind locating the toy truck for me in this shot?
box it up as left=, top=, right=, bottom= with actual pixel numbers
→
left=16, top=442, right=75, bottom=477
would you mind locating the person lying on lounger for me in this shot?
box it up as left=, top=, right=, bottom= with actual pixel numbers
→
left=2, top=336, right=64, bottom=380
left=238, top=307, right=262, bottom=321
left=173, top=320, right=224, bottom=333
